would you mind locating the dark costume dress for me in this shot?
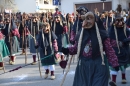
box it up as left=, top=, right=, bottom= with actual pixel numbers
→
left=38, top=31, right=58, bottom=66
left=70, top=17, right=82, bottom=44
left=106, top=17, right=114, bottom=34
left=109, top=25, right=130, bottom=70
left=4, top=21, right=20, bottom=55
left=29, top=21, right=39, bottom=54
left=64, top=16, right=119, bottom=86
left=52, top=22, right=64, bottom=52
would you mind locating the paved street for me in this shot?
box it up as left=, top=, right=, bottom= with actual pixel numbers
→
left=0, top=50, right=130, bottom=86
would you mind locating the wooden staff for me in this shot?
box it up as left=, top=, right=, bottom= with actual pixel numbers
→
left=30, top=33, right=42, bottom=78
left=21, top=15, right=25, bottom=53
left=60, top=55, right=73, bottom=86
left=24, top=25, right=27, bottom=64
left=31, top=18, right=32, bottom=35
left=33, top=26, right=35, bottom=37
left=37, top=14, right=39, bottom=32
left=9, top=10, right=12, bottom=64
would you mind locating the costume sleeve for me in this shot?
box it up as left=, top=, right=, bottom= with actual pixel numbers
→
left=12, top=29, right=20, bottom=38
left=24, top=27, right=30, bottom=36
left=68, top=41, right=78, bottom=55
left=103, top=38, right=119, bottom=67
left=51, top=31, right=57, bottom=41
left=63, top=26, right=68, bottom=33
left=52, top=39, right=58, bottom=52
left=70, top=30, right=76, bottom=42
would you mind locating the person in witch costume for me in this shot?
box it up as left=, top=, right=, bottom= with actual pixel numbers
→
left=35, top=22, right=59, bottom=80
left=109, top=14, right=130, bottom=86
left=0, top=23, right=10, bottom=70
left=29, top=15, right=39, bottom=65
left=61, top=12, right=119, bottom=86
left=5, top=20, right=20, bottom=65
left=67, top=14, right=74, bottom=42
left=52, top=14, right=65, bottom=60
left=105, top=10, right=114, bottom=34
left=70, top=6, right=88, bottom=45
left=20, top=13, right=30, bottom=55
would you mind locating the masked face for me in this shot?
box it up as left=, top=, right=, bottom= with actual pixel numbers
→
left=55, top=16, right=60, bottom=23
left=68, top=14, right=73, bottom=22
left=43, top=23, right=50, bottom=33
left=81, top=12, right=95, bottom=29
left=114, top=18, right=124, bottom=28
left=109, top=12, right=113, bottom=17
left=101, top=14, right=105, bottom=18
left=43, top=17, right=47, bottom=22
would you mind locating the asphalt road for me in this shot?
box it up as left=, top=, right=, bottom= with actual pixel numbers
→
left=0, top=50, right=130, bottom=86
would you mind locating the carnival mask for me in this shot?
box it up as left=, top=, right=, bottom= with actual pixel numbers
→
left=68, top=14, right=73, bottom=22
left=55, top=16, right=60, bottom=23
left=114, top=18, right=124, bottom=28
left=42, top=23, right=50, bottom=33
left=81, top=12, right=95, bottom=29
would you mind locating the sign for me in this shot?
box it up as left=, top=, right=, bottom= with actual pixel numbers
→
left=53, top=0, right=59, bottom=5
left=101, top=0, right=106, bottom=1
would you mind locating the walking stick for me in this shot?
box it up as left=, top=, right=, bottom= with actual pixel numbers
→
left=30, top=34, right=42, bottom=78
left=0, top=53, right=6, bottom=73
left=60, top=55, right=73, bottom=86
left=9, top=11, right=12, bottom=64
left=24, top=27, right=27, bottom=64
left=36, top=47, right=42, bottom=78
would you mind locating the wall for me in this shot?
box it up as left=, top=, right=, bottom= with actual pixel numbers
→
left=15, top=0, right=36, bottom=13
left=60, top=0, right=111, bottom=14
left=60, top=0, right=129, bottom=14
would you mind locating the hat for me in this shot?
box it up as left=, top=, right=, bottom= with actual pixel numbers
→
left=76, top=6, right=89, bottom=15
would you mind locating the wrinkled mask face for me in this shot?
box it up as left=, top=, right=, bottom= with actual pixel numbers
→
left=101, top=14, right=105, bottom=18
left=55, top=16, right=60, bottom=23
left=68, top=14, right=74, bottom=22
left=114, top=18, right=124, bottom=28
left=81, top=12, right=95, bottom=29
left=43, top=17, right=47, bottom=22
left=43, top=23, right=50, bottom=33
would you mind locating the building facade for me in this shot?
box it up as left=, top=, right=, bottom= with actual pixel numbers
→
left=14, top=0, right=57, bottom=13
left=36, top=0, right=57, bottom=13
left=60, top=0, right=130, bottom=14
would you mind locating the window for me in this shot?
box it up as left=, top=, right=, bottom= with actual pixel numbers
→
left=44, top=0, right=49, bottom=4
left=39, top=0, right=43, bottom=4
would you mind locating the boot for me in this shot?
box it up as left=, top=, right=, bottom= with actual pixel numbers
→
left=122, top=73, right=127, bottom=84
left=50, top=71, right=55, bottom=80
left=0, top=62, right=4, bottom=70
left=9, top=56, right=12, bottom=64
left=20, top=49, right=25, bottom=55
left=10, top=56, right=16, bottom=65
left=109, top=75, right=117, bottom=86
left=44, top=69, right=49, bottom=79
left=31, top=55, right=36, bottom=65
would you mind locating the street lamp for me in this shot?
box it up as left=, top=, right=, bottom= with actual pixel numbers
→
left=101, top=0, right=106, bottom=11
